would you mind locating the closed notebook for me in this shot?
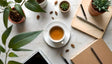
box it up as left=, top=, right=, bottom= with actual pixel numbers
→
left=71, top=39, right=112, bottom=64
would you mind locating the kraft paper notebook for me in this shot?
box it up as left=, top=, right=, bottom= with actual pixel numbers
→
left=71, top=0, right=112, bottom=38
left=71, top=39, right=112, bottom=64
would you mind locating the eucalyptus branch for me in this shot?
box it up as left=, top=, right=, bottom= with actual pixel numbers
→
left=21, top=0, right=26, bottom=6
left=5, top=49, right=10, bottom=64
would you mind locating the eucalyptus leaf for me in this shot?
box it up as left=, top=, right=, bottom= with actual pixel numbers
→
left=0, top=59, right=3, bottom=64
left=9, top=31, right=42, bottom=49
left=8, top=61, right=22, bottom=64
left=9, top=52, right=18, bottom=57
left=0, top=45, right=5, bottom=53
left=13, top=48, right=32, bottom=51
left=2, top=25, right=13, bottom=45
left=15, top=4, right=25, bottom=17
left=3, top=7, right=10, bottom=28
left=15, top=0, right=22, bottom=3
left=25, top=0, right=45, bottom=12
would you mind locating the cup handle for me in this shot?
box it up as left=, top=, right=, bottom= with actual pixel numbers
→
left=61, top=41, right=64, bottom=44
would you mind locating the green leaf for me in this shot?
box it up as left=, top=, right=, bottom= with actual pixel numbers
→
left=14, top=4, right=25, bottom=17
left=25, top=0, right=45, bottom=12
left=8, top=61, right=22, bottom=64
left=9, top=52, right=18, bottom=57
left=3, top=7, right=10, bottom=28
left=0, top=45, right=5, bottom=53
left=9, top=31, right=42, bottom=49
left=0, top=0, right=8, bottom=7
left=15, top=0, right=22, bottom=3
left=13, top=48, right=32, bottom=51
left=2, top=25, right=13, bottom=45
left=0, top=59, right=3, bottom=64
left=8, top=1, right=14, bottom=4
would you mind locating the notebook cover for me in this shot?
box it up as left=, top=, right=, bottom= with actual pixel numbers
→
left=71, top=39, right=112, bottom=64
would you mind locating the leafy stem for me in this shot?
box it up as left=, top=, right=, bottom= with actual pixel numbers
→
left=21, top=0, right=26, bottom=6
left=5, top=49, right=10, bottom=64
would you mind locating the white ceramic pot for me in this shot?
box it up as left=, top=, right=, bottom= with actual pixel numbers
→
left=39, top=0, right=47, bottom=8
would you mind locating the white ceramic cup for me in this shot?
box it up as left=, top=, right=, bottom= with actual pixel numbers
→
left=39, top=0, right=47, bottom=8
left=49, top=25, right=65, bottom=44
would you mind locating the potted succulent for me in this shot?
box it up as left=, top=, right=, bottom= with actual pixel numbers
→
left=59, top=0, right=70, bottom=13
left=0, top=25, right=42, bottom=64
left=88, top=0, right=111, bottom=16
left=0, top=0, right=45, bottom=28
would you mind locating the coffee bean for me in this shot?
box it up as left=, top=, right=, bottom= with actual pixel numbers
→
left=71, top=44, right=75, bottom=48
left=54, top=1, right=58, bottom=5
left=50, top=11, right=53, bottom=14
left=37, top=15, right=40, bottom=20
left=55, top=11, right=58, bottom=16
left=65, top=49, right=69, bottom=53
left=52, top=17, right=54, bottom=20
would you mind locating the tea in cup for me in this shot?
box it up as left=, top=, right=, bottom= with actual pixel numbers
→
left=49, top=25, right=65, bottom=44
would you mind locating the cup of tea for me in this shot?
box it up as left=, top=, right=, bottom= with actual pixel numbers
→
left=49, top=25, right=65, bottom=44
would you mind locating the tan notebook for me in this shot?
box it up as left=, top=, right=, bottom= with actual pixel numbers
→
left=71, top=39, right=112, bottom=64
left=71, top=0, right=112, bottom=38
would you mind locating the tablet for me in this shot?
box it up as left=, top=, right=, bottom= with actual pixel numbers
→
left=24, top=50, right=51, bottom=64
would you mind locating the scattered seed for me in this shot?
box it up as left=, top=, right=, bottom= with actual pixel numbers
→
left=54, top=1, right=58, bottom=5
left=37, top=15, right=40, bottom=20
left=52, top=17, right=54, bottom=20
left=50, top=11, right=53, bottom=14
left=71, top=44, right=75, bottom=48
left=65, top=49, right=69, bottom=53
left=55, top=11, right=58, bottom=16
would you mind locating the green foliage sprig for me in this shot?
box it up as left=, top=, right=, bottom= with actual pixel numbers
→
left=0, top=25, right=42, bottom=64
left=92, top=0, right=111, bottom=12
left=0, top=0, right=45, bottom=29
left=60, top=2, right=69, bottom=11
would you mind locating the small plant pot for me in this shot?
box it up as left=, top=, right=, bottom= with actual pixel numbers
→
left=36, top=0, right=47, bottom=8
left=59, top=0, right=70, bottom=13
left=8, top=7, right=26, bottom=24
left=88, top=0, right=106, bottom=16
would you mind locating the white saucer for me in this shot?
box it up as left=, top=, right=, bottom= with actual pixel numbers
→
left=43, top=21, right=71, bottom=48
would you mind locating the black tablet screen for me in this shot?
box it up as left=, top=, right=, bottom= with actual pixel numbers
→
left=24, top=52, right=48, bottom=64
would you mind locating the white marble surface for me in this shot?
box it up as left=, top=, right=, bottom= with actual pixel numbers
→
left=0, top=0, right=112, bottom=64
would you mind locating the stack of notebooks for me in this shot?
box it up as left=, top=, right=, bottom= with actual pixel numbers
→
left=71, top=39, right=112, bottom=64
left=71, top=0, right=112, bottom=38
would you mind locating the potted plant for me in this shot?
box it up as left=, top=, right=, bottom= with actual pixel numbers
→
left=0, top=25, right=42, bottom=64
left=59, top=0, right=70, bottom=13
left=88, top=0, right=111, bottom=16
left=36, top=0, right=47, bottom=8
left=0, top=0, right=45, bottom=28
left=0, top=0, right=26, bottom=26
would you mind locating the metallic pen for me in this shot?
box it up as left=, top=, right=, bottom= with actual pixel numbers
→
left=77, top=15, right=104, bottom=32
